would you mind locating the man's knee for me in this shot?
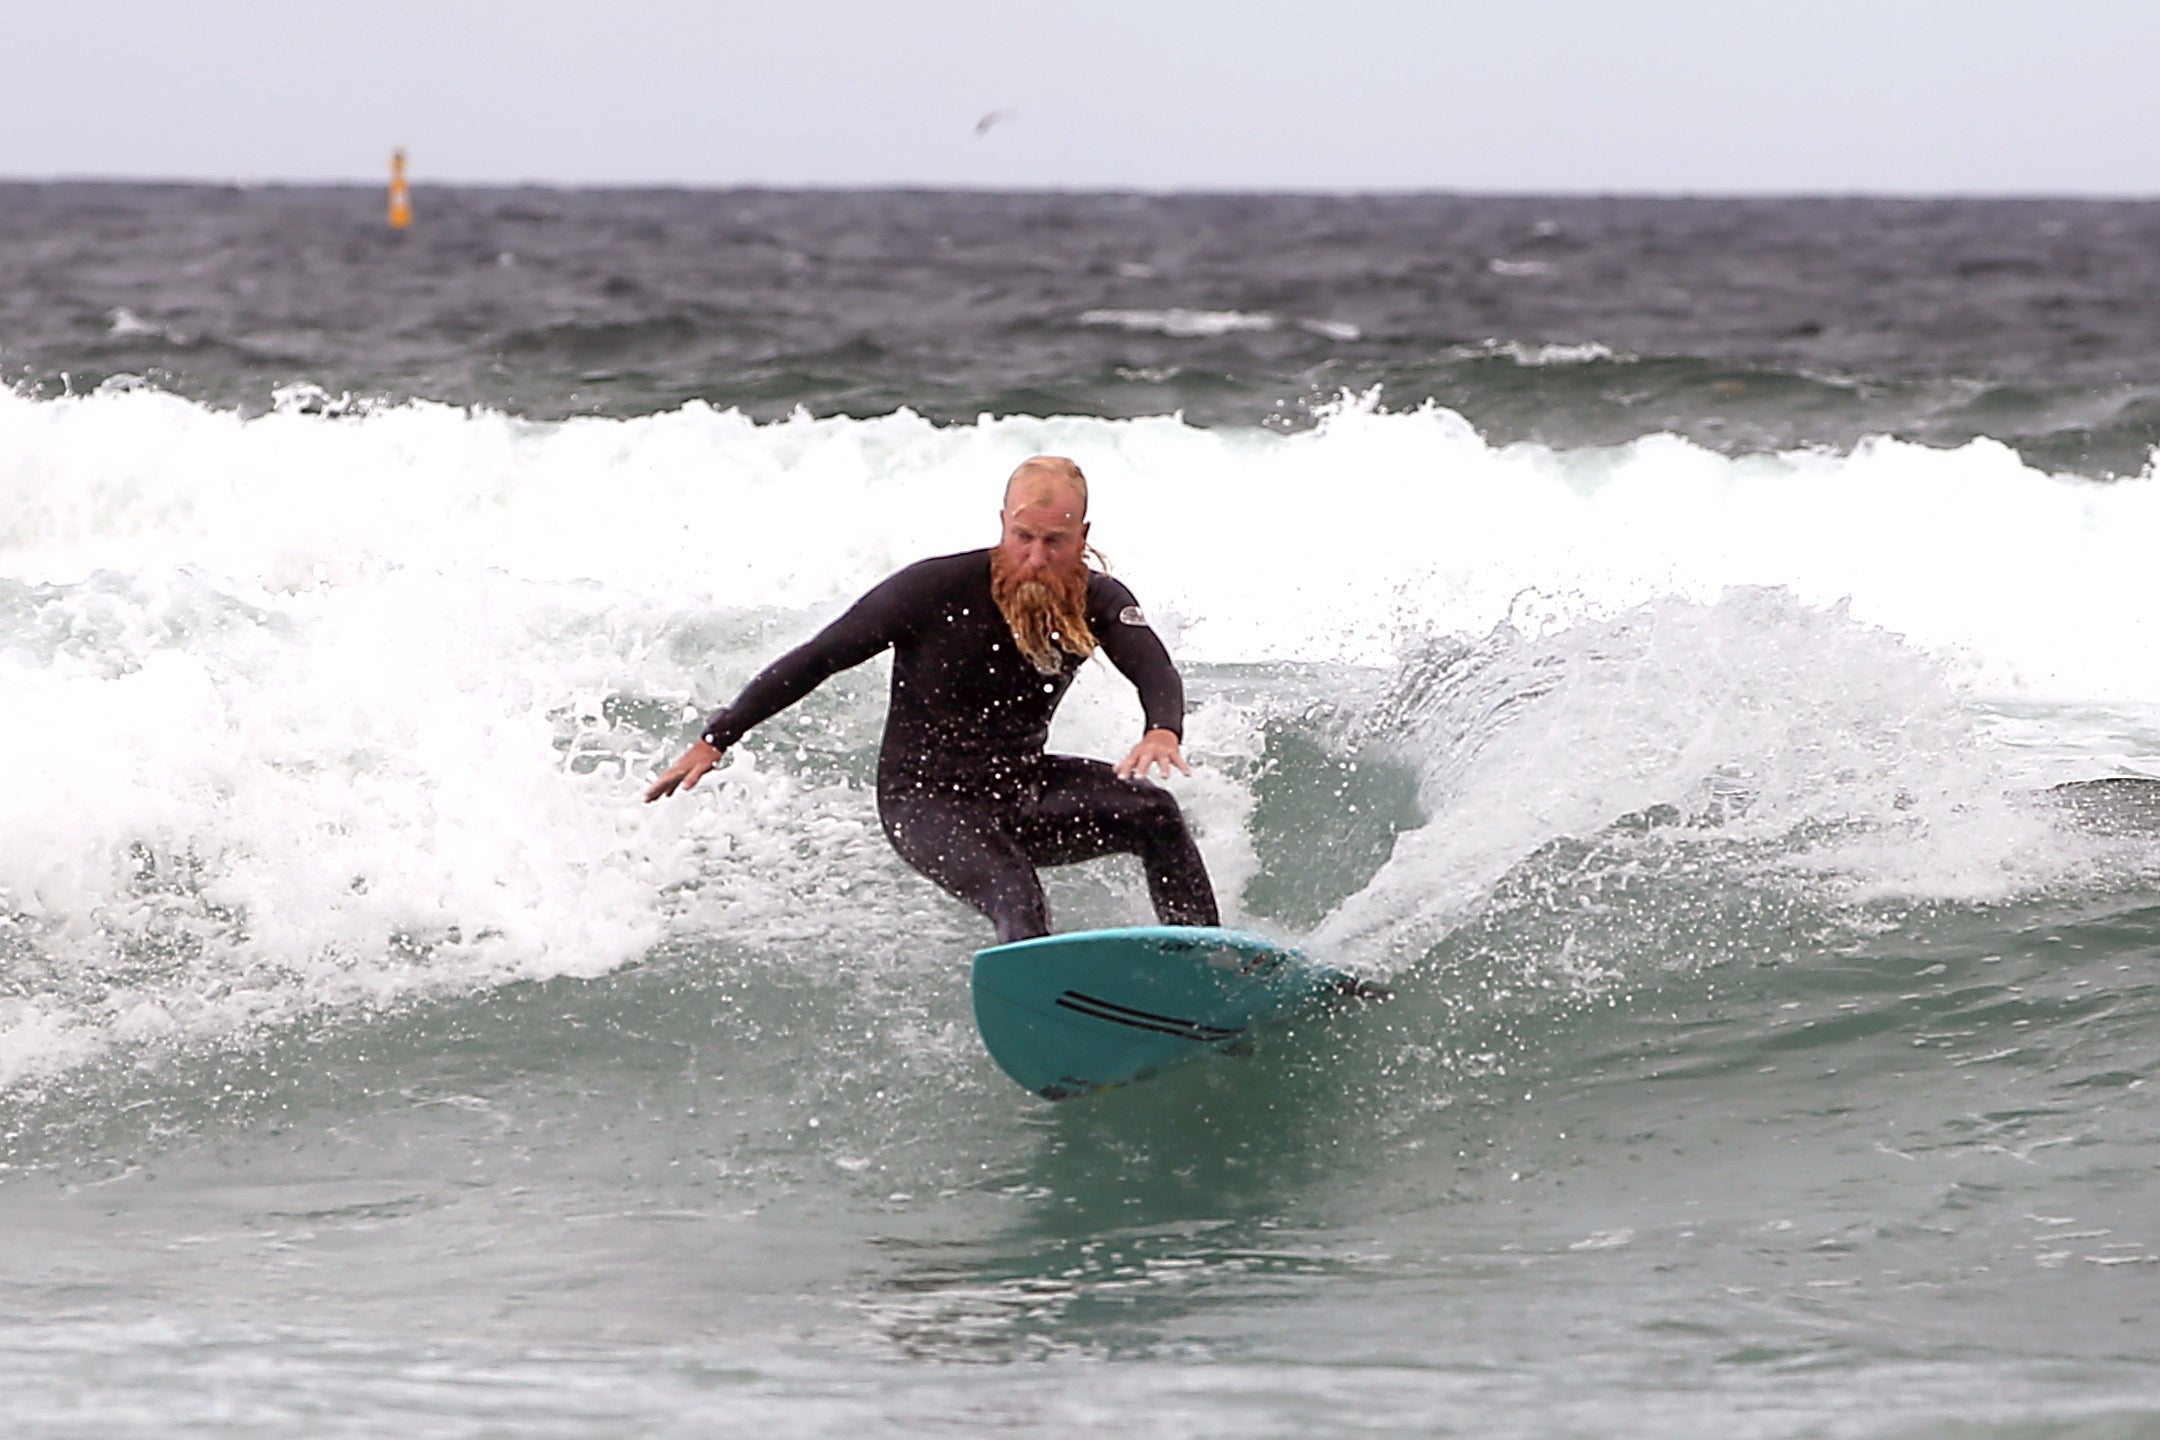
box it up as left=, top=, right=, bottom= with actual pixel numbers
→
left=1123, top=778, right=1188, bottom=834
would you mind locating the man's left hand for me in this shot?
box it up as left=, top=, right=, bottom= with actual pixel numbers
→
left=1116, top=728, right=1191, bottom=781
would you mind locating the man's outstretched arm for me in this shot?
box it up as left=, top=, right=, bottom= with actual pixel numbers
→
left=645, top=565, right=923, bottom=802
left=644, top=738, right=725, bottom=802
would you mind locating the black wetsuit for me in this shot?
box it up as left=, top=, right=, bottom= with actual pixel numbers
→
left=698, top=549, right=1219, bottom=943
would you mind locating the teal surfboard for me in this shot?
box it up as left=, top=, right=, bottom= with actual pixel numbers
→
left=971, top=925, right=1364, bottom=1100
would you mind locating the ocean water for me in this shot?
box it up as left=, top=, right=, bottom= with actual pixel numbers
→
left=2, top=184, right=2159, bottom=1437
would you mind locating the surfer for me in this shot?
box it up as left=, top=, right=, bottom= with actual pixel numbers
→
left=645, top=455, right=1220, bottom=945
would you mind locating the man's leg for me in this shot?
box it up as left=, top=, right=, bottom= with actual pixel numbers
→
left=878, top=789, right=1052, bottom=945
left=1014, top=756, right=1220, bottom=928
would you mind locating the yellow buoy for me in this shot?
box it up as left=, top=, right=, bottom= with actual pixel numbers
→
left=388, top=148, right=412, bottom=230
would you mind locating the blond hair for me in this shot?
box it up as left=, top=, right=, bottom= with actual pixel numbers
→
left=1003, top=455, right=1088, bottom=516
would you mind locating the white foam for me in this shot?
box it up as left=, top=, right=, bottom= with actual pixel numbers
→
left=1295, top=318, right=1363, bottom=342
left=3, top=386, right=2157, bottom=1082
left=1078, top=308, right=1277, bottom=338
left=7, top=386, right=2154, bottom=701
left=104, top=307, right=164, bottom=339
left=1078, top=308, right=1358, bottom=341
left=0, top=568, right=669, bottom=1087
left=1313, top=590, right=2072, bottom=968
left=1461, top=338, right=1620, bottom=367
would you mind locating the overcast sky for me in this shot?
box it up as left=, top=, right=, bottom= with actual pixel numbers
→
left=6, top=1, right=2156, bottom=194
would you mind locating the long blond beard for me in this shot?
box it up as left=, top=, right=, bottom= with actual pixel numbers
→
left=990, top=551, right=1096, bottom=677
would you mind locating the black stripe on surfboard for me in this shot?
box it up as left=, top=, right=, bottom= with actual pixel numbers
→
left=1055, top=990, right=1246, bottom=1043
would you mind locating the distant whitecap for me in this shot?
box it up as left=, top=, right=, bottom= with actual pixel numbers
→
left=1461, top=338, right=1619, bottom=366
left=106, top=307, right=161, bottom=338
left=1296, top=318, right=1362, bottom=342
left=1079, top=308, right=1277, bottom=338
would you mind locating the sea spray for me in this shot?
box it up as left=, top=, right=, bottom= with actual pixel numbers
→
left=4, top=389, right=2157, bottom=1088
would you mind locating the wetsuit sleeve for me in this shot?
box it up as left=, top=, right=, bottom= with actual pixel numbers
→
left=1092, top=577, right=1186, bottom=740
left=697, top=566, right=926, bottom=749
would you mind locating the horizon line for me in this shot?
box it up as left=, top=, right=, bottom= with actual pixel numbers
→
left=2, top=173, right=2157, bottom=204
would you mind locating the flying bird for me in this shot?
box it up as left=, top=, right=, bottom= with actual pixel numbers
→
left=974, top=110, right=1016, bottom=138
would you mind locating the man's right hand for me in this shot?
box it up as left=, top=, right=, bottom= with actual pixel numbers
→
left=644, top=740, right=724, bottom=803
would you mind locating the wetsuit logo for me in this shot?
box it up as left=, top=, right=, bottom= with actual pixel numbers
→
left=1118, top=605, right=1148, bottom=627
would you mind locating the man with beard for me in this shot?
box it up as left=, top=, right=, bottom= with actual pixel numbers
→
left=644, top=455, right=1219, bottom=944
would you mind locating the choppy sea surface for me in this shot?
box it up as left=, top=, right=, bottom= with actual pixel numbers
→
left=3, top=183, right=2159, bottom=1438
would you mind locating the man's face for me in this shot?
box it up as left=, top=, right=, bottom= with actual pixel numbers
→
left=997, top=498, right=1088, bottom=577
